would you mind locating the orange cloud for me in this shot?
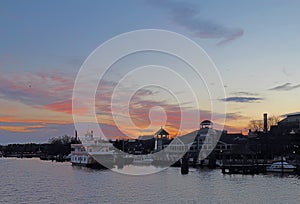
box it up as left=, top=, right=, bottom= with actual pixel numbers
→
left=43, top=100, right=73, bottom=114
left=0, top=116, right=71, bottom=125
left=0, top=68, right=252, bottom=141
left=0, top=98, right=73, bottom=125
left=0, top=70, right=74, bottom=106
left=0, top=125, right=45, bottom=133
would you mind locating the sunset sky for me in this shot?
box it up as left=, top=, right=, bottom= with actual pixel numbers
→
left=1, top=0, right=300, bottom=143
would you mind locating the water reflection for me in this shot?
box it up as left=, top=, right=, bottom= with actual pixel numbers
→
left=0, top=158, right=300, bottom=204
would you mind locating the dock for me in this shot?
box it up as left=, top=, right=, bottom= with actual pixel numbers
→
left=221, top=163, right=267, bottom=174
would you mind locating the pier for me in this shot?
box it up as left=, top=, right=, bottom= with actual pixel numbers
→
left=221, top=163, right=267, bottom=174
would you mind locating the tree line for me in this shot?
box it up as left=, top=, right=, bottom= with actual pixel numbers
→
left=248, top=115, right=281, bottom=132
left=0, top=135, right=81, bottom=156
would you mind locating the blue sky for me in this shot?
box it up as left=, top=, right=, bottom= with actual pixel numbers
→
left=1, top=0, right=300, bottom=143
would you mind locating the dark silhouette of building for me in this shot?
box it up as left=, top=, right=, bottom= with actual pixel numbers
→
left=154, top=127, right=170, bottom=151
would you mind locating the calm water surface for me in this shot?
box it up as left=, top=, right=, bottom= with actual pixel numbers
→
left=0, top=158, right=299, bottom=204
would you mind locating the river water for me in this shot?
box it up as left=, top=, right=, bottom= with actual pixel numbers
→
left=0, top=158, right=299, bottom=204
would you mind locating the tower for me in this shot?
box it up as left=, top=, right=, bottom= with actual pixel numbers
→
left=200, top=120, right=213, bottom=129
left=154, top=127, right=169, bottom=151
left=263, top=113, right=268, bottom=133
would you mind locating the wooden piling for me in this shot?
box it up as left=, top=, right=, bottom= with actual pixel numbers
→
left=181, top=154, right=189, bottom=174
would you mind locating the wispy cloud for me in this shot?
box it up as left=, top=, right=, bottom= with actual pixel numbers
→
left=225, top=112, right=249, bottom=120
left=269, top=83, right=300, bottom=91
left=220, top=97, right=263, bottom=103
left=0, top=70, right=245, bottom=141
left=147, top=0, right=243, bottom=45
left=0, top=124, right=46, bottom=133
left=231, top=91, right=259, bottom=96
left=0, top=70, right=74, bottom=106
left=43, top=99, right=73, bottom=114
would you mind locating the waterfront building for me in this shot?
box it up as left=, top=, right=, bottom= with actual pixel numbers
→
left=277, top=113, right=300, bottom=134
left=269, top=112, right=300, bottom=156
left=154, top=127, right=170, bottom=151
left=167, top=137, right=189, bottom=153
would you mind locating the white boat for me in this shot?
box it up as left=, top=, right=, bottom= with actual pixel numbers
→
left=266, top=161, right=296, bottom=173
left=71, top=131, right=116, bottom=168
left=70, top=144, right=97, bottom=167
left=89, top=142, right=116, bottom=168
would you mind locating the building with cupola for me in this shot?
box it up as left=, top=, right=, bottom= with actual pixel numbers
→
left=154, top=127, right=170, bottom=151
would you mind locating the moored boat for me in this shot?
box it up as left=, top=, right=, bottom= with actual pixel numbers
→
left=88, top=142, right=116, bottom=168
left=266, top=161, right=296, bottom=173
left=78, top=131, right=116, bottom=168
left=70, top=143, right=98, bottom=167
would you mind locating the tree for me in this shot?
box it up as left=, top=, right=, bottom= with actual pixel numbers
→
left=267, top=115, right=282, bottom=129
left=248, top=115, right=282, bottom=132
left=249, top=120, right=263, bottom=132
left=49, top=135, right=81, bottom=145
left=48, top=135, right=81, bottom=155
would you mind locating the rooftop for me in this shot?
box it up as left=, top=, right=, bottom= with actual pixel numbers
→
left=155, top=127, right=169, bottom=136
left=200, top=120, right=213, bottom=125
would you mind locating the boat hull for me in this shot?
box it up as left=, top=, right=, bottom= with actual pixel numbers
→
left=90, top=153, right=115, bottom=169
left=266, top=168, right=295, bottom=173
left=71, top=154, right=97, bottom=167
left=266, top=161, right=296, bottom=173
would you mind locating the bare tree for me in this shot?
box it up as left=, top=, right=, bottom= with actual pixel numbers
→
left=249, top=120, right=263, bottom=132
left=249, top=115, right=282, bottom=132
left=267, top=115, right=282, bottom=129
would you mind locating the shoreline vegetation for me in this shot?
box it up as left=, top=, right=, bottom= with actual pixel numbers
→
left=0, top=135, right=80, bottom=162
